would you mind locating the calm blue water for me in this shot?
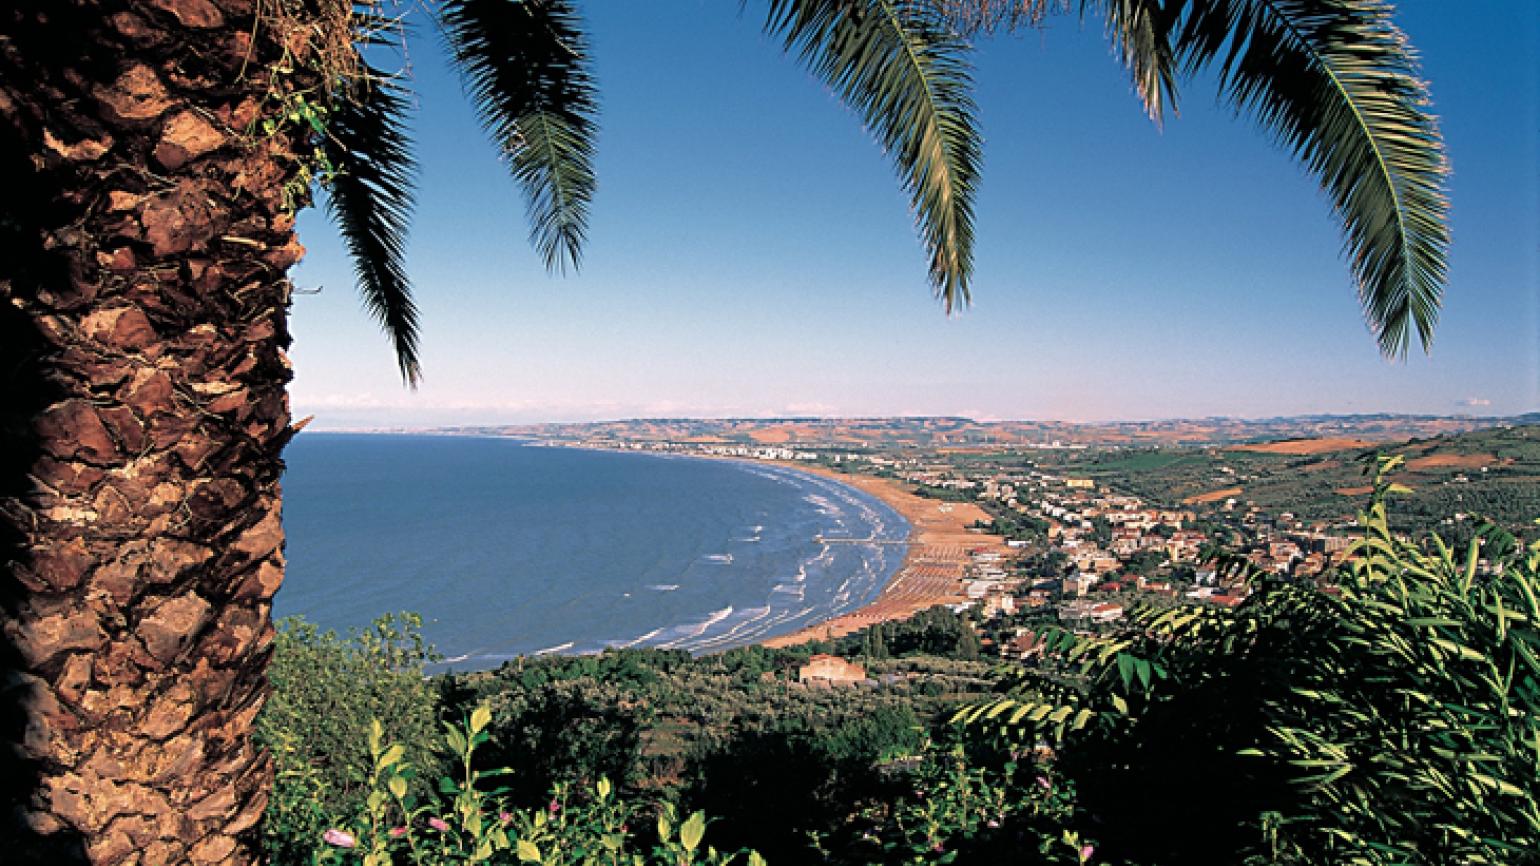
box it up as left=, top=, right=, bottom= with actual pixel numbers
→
left=275, top=434, right=907, bottom=669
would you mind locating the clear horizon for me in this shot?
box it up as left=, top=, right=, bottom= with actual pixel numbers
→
left=287, top=2, right=1540, bottom=429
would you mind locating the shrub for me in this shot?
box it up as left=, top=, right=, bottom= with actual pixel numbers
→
left=259, top=612, right=444, bottom=863
left=311, top=707, right=761, bottom=866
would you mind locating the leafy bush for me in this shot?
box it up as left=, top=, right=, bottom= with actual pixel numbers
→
left=853, top=734, right=1088, bottom=866
left=472, top=680, right=647, bottom=804
left=259, top=613, right=445, bottom=863
left=310, top=707, right=761, bottom=866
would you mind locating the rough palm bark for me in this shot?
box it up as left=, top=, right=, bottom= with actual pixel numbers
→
left=0, top=0, right=314, bottom=862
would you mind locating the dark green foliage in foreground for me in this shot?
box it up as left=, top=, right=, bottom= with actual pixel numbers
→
left=686, top=705, right=924, bottom=862
left=312, top=708, right=760, bottom=866
left=468, top=679, right=648, bottom=805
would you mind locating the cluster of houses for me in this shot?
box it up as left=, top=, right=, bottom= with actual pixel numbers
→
left=870, top=462, right=1367, bottom=647
left=575, top=440, right=820, bottom=462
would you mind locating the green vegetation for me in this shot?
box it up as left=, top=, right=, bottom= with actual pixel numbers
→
left=259, top=613, right=446, bottom=864
left=816, top=607, right=985, bottom=662
left=911, top=483, right=975, bottom=503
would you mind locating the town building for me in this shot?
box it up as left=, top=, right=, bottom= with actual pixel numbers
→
left=798, top=654, right=867, bottom=686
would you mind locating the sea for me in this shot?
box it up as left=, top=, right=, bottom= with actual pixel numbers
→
left=274, top=433, right=909, bottom=670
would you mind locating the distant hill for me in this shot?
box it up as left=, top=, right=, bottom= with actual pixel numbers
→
left=1054, top=423, right=1540, bottom=533
left=459, top=412, right=1540, bottom=451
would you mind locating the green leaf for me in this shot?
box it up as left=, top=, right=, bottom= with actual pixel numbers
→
left=322, top=54, right=422, bottom=385
left=470, top=705, right=492, bottom=734
left=1117, top=653, right=1136, bottom=690
left=516, top=839, right=542, bottom=863
left=440, top=0, right=598, bottom=273
left=679, top=811, right=706, bottom=852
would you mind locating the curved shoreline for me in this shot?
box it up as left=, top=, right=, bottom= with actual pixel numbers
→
left=541, top=444, right=1004, bottom=651
left=756, top=464, right=1009, bottom=648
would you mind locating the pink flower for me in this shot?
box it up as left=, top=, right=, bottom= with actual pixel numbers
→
left=548, top=798, right=560, bottom=814
left=322, top=829, right=357, bottom=848
left=499, top=811, right=513, bottom=824
left=389, top=826, right=408, bottom=838
left=428, top=817, right=450, bottom=832
left=1036, top=776, right=1052, bottom=790
left=1080, top=844, right=1095, bottom=862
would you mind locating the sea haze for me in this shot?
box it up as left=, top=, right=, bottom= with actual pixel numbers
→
left=275, top=434, right=908, bottom=669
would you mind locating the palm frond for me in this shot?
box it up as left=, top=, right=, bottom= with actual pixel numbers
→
left=937, top=0, right=1066, bottom=34
left=324, top=65, right=423, bottom=386
left=1167, top=0, right=1449, bottom=357
left=439, top=0, right=598, bottom=273
left=763, top=0, right=981, bottom=311
left=1088, top=0, right=1181, bottom=124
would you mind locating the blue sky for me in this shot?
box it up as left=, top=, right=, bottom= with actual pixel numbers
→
left=288, top=1, right=1539, bottom=428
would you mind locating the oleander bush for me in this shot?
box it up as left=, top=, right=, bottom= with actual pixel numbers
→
left=309, top=707, right=761, bottom=866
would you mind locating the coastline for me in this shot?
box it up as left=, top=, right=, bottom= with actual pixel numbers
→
left=533, top=441, right=1006, bottom=649
left=760, top=464, right=1007, bottom=648
left=293, top=433, right=1001, bottom=654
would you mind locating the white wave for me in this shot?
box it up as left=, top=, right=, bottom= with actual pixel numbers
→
left=533, top=641, right=574, bottom=656
left=656, top=605, right=735, bottom=648
left=647, top=584, right=680, bottom=592
left=685, top=606, right=774, bottom=651
left=613, top=625, right=666, bottom=649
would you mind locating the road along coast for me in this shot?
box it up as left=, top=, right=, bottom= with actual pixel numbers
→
left=761, top=465, right=1009, bottom=648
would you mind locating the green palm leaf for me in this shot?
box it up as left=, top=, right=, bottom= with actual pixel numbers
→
left=1168, top=0, right=1449, bottom=357
left=324, top=66, right=423, bottom=385
left=764, top=0, right=981, bottom=310
left=439, top=0, right=598, bottom=273
left=1090, top=0, right=1181, bottom=124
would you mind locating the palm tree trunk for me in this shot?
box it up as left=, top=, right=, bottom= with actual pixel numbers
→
left=1, top=1, right=314, bottom=862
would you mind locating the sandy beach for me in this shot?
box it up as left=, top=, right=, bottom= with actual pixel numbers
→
left=762, top=465, right=1008, bottom=648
